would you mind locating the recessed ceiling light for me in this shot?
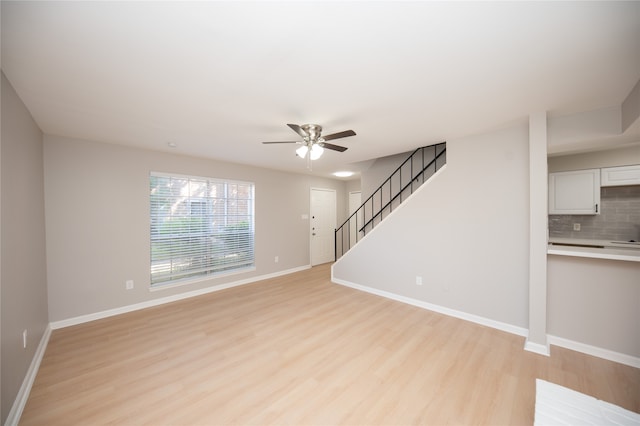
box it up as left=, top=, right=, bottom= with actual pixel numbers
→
left=167, top=141, right=177, bottom=148
left=333, top=171, right=354, bottom=178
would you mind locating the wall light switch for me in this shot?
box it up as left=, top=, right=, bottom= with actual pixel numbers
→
left=416, top=276, right=423, bottom=286
left=573, top=223, right=581, bottom=231
left=275, top=256, right=279, bottom=263
left=126, top=280, right=134, bottom=290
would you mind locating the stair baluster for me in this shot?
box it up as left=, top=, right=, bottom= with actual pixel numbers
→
left=335, top=142, right=446, bottom=259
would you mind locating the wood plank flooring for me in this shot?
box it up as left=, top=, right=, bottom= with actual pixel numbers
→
left=20, top=264, right=640, bottom=425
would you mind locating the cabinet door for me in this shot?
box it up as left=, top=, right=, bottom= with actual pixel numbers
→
left=601, top=165, right=640, bottom=187
left=549, top=169, right=600, bottom=215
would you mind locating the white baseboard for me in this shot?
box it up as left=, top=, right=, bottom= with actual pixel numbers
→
left=7, top=266, right=310, bottom=425
left=5, top=324, right=52, bottom=426
left=51, top=265, right=311, bottom=329
left=548, top=335, right=640, bottom=369
left=524, top=339, right=550, bottom=356
left=331, top=276, right=640, bottom=368
left=331, top=276, right=529, bottom=338
left=13, top=268, right=637, bottom=426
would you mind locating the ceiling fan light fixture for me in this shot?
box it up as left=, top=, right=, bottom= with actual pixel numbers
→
left=310, top=144, right=324, bottom=160
left=296, top=145, right=308, bottom=158
left=264, top=123, right=355, bottom=167
left=296, top=144, right=323, bottom=160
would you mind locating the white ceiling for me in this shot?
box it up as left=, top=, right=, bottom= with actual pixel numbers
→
left=2, top=1, right=639, bottom=178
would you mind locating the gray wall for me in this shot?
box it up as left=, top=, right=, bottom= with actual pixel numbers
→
left=1, top=72, right=49, bottom=424
left=333, top=124, right=530, bottom=329
left=344, top=178, right=361, bottom=195
left=548, top=255, right=640, bottom=357
left=44, top=135, right=347, bottom=322
left=360, top=150, right=412, bottom=201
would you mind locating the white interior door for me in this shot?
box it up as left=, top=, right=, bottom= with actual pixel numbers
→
left=348, top=191, right=362, bottom=249
left=310, top=188, right=337, bottom=265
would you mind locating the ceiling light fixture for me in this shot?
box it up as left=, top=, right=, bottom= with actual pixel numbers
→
left=310, top=144, right=324, bottom=160
left=296, top=145, right=308, bottom=158
left=296, top=143, right=324, bottom=160
left=333, top=171, right=354, bottom=178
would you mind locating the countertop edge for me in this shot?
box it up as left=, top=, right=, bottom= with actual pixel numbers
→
left=547, top=246, right=640, bottom=262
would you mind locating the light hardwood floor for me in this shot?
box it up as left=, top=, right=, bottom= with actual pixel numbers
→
left=21, top=264, right=639, bottom=425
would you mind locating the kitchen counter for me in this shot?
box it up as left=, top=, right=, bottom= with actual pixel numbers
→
left=548, top=238, right=640, bottom=262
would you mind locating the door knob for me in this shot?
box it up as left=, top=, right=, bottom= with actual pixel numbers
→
left=312, top=233, right=316, bottom=236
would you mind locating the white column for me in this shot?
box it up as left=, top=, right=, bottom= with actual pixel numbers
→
left=525, top=111, right=550, bottom=355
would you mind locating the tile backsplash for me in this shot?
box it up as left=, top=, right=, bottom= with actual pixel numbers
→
left=549, top=185, right=640, bottom=241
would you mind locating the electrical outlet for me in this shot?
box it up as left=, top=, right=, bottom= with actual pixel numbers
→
left=274, top=256, right=279, bottom=263
left=573, top=223, right=581, bottom=231
left=23, top=330, right=27, bottom=349
left=125, top=280, right=134, bottom=290
left=416, top=276, right=423, bottom=286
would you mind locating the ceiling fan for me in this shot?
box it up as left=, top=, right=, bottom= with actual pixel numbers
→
left=262, top=124, right=356, bottom=169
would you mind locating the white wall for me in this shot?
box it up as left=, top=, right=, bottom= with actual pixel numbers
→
left=622, top=78, right=640, bottom=132
left=43, top=135, right=347, bottom=322
left=548, top=144, right=640, bottom=172
left=333, top=124, right=530, bottom=329
left=547, top=105, right=640, bottom=155
left=527, top=112, right=549, bottom=352
left=547, top=106, right=621, bottom=151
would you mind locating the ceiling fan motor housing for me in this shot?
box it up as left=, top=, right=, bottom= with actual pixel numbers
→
left=301, top=124, right=322, bottom=143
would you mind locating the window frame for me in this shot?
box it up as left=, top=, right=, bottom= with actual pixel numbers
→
left=149, top=171, right=255, bottom=288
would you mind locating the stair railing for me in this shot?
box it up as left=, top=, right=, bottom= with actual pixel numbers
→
left=335, top=142, right=446, bottom=260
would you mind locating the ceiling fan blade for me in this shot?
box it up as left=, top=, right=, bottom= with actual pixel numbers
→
left=287, top=123, right=308, bottom=138
left=320, top=142, right=348, bottom=152
left=321, top=129, right=356, bottom=141
left=262, top=141, right=299, bottom=144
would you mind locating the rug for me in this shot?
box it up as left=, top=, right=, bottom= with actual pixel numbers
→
left=534, top=379, right=640, bottom=425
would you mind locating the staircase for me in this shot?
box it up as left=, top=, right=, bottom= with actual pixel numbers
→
left=335, top=142, right=446, bottom=259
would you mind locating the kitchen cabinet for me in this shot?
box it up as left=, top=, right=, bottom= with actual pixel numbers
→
left=601, top=164, right=640, bottom=187
left=549, top=169, right=600, bottom=215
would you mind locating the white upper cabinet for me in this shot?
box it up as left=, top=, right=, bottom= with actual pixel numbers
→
left=549, top=169, right=601, bottom=215
left=601, top=164, right=640, bottom=187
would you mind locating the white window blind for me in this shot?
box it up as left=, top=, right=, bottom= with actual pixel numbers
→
left=150, top=172, right=255, bottom=286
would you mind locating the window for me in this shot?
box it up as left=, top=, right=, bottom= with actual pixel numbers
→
left=150, top=172, right=255, bottom=286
